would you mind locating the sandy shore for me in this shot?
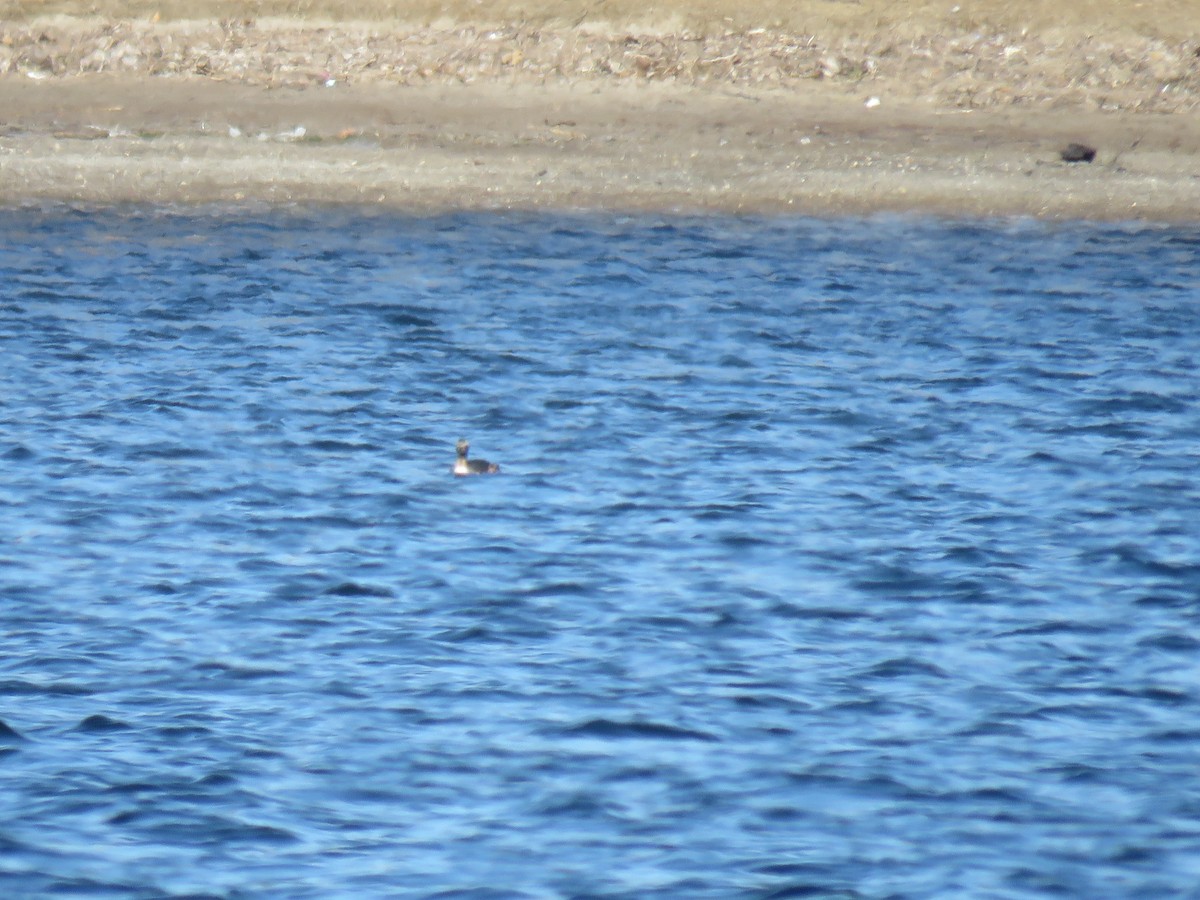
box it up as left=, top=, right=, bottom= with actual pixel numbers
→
left=2, top=7, right=1199, bottom=219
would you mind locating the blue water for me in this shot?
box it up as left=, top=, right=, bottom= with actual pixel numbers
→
left=1, top=208, right=1199, bottom=898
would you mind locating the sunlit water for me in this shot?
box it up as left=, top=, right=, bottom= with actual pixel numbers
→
left=1, top=208, right=1199, bottom=898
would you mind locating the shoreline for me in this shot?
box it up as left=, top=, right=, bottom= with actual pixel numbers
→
left=1, top=14, right=1199, bottom=220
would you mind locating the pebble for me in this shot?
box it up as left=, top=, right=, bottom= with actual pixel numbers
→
left=0, top=20, right=1194, bottom=114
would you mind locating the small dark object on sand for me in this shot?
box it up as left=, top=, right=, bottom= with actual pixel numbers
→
left=1061, top=143, right=1097, bottom=163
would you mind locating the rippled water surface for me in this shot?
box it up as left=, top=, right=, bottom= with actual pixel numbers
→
left=1, top=208, right=1199, bottom=898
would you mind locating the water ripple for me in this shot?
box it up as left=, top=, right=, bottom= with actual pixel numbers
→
left=0, top=209, right=1198, bottom=896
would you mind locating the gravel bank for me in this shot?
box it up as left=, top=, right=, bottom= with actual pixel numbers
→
left=1, top=12, right=1198, bottom=218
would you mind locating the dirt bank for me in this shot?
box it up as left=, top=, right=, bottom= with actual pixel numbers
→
left=1, top=3, right=1198, bottom=218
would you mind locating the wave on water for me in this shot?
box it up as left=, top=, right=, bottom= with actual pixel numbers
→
left=0, top=209, right=1198, bottom=897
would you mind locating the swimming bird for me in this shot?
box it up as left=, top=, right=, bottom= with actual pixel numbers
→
left=453, top=438, right=500, bottom=476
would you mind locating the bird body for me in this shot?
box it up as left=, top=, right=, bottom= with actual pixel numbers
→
left=453, top=439, right=499, bottom=475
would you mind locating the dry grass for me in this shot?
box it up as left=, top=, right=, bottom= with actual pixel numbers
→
left=3, top=0, right=1200, bottom=39
left=1, top=13, right=1197, bottom=114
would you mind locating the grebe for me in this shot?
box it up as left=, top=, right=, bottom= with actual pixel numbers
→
left=453, top=438, right=500, bottom=476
